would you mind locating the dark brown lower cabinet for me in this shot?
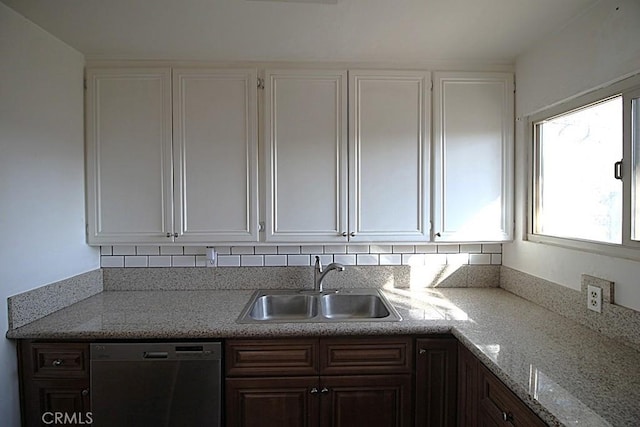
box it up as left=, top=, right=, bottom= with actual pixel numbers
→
left=225, top=337, right=413, bottom=427
left=414, top=337, right=458, bottom=427
left=458, top=343, right=547, bottom=427
left=18, top=341, right=91, bottom=427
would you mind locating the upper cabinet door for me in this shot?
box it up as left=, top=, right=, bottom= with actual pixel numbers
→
left=264, top=69, right=349, bottom=242
left=86, top=68, right=173, bottom=244
left=433, top=72, right=514, bottom=242
left=172, top=69, right=259, bottom=242
left=349, top=70, right=430, bottom=242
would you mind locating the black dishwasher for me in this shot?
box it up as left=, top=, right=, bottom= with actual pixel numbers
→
left=90, top=342, right=222, bottom=427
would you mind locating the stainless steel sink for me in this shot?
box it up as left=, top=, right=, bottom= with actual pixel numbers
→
left=321, top=293, right=390, bottom=319
left=237, top=289, right=401, bottom=323
left=248, top=294, right=318, bottom=321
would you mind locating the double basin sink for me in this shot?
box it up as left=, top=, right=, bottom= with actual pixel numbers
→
left=238, top=288, right=401, bottom=323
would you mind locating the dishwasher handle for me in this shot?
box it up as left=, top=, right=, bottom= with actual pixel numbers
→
left=143, top=351, right=169, bottom=359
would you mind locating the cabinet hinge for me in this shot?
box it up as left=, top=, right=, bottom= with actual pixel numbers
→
left=430, top=79, right=433, bottom=91
left=257, top=78, right=265, bottom=90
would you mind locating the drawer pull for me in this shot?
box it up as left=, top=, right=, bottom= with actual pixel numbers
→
left=502, top=411, right=513, bottom=422
left=81, top=389, right=89, bottom=397
left=310, top=388, right=318, bottom=394
left=320, top=387, right=329, bottom=394
left=419, top=349, right=426, bottom=354
left=52, top=359, right=64, bottom=367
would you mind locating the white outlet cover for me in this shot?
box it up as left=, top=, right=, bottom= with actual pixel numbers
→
left=587, top=285, right=602, bottom=313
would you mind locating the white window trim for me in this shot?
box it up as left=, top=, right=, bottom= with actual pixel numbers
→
left=526, top=73, right=640, bottom=261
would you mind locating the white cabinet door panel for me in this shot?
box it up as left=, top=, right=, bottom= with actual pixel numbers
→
left=86, top=68, right=173, bottom=244
left=173, top=69, right=258, bottom=242
left=433, top=72, right=514, bottom=242
left=265, top=70, right=348, bottom=242
left=349, top=71, right=430, bottom=241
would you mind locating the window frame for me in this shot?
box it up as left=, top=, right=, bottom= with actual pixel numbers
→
left=527, top=74, right=640, bottom=260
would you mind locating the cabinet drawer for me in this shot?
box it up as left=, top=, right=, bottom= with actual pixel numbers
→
left=226, top=339, right=319, bottom=377
left=320, top=336, right=413, bottom=375
left=29, top=343, right=89, bottom=379
left=478, top=364, right=546, bottom=427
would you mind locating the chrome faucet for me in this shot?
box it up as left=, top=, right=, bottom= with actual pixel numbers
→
left=314, top=256, right=345, bottom=293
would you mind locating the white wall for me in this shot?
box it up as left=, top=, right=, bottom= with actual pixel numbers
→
left=505, top=0, right=640, bottom=311
left=0, top=4, right=99, bottom=425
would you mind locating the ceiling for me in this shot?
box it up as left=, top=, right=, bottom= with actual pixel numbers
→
left=1, top=0, right=599, bottom=64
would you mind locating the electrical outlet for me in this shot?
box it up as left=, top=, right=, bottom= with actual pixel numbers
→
left=587, top=285, right=602, bottom=313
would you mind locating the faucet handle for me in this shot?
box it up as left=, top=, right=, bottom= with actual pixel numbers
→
left=315, top=256, right=322, bottom=271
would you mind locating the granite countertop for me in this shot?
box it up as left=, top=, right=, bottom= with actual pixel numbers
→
left=7, top=287, right=640, bottom=426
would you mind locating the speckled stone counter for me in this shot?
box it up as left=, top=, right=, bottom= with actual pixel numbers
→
left=7, top=288, right=640, bottom=426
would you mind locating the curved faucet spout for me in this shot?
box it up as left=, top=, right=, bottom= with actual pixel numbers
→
left=314, top=256, right=345, bottom=293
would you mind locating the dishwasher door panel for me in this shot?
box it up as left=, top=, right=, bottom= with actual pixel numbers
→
left=91, top=342, right=221, bottom=427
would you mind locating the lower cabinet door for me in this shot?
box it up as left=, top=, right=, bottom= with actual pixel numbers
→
left=226, top=377, right=319, bottom=427
left=22, top=381, right=90, bottom=427
left=319, top=375, right=412, bottom=427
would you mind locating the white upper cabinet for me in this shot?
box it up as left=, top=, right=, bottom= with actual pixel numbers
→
left=86, top=67, right=259, bottom=245
left=349, top=70, right=430, bottom=242
left=264, top=69, right=349, bottom=242
left=433, top=72, right=514, bottom=242
left=172, top=69, right=258, bottom=242
left=86, top=68, right=173, bottom=244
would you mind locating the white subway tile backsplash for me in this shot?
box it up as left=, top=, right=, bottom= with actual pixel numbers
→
left=278, top=246, right=301, bottom=255
left=101, top=256, right=124, bottom=267
left=102, top=243, right=503, bottom=268
left=217, top=255, right=240, bottom=267
left=379, top=254, right=402, bottom=265
left=437, top=244, right=460, bottom=254
left=482, top=244, right=502, bottom=254
left=264, top=255, right=287, bottom=266
left=347, top=245, right=369, bottom=254
left=255, top=246, right=278, bottom=255
left=460, top=244, right=482, bottom=254
left=161, top=246, right=184, bottom=255
left=392, top=245, right=415, bottom=254
left=470, top=254, right=491, bottom=265
left=112, top=245, right=136, bottom=256
left=369, top=245, right=392, bottom=254
left=241, top=255, right=264, bottom=267
left=287, top=255, right=310, bottom=266
left=184, top=246, right=206, bottom=255
left=136, top=246, right=160, bottom=256
left=301, top=245, right=324, bottom=254
left=424, top=254, right=448, bottom=265
left=232, top=246, right=254, bottom=255
left=356, top=254, right=379, bottom=265
left=333, top=254, right=356, bottom=265
left=415, top=245, right=437, bottom=254
left=148, top=256, right=172, bottom=267
left=447, top=253, right=470, bottom=265
left=402, top=254, right=425, bottom=266
left=124, top=256, right=148, bottom=267
left=172, top=256, right=195, bottom=267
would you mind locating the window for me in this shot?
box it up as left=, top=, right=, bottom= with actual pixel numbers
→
left=529, top=76, right=640, bottom=255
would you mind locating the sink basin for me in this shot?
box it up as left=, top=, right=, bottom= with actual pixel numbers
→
left=237, top=289, right=401, bottom=323
left=321, top=293, right=390, bottom=319
left=249, top=294, right=317, bottom=321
